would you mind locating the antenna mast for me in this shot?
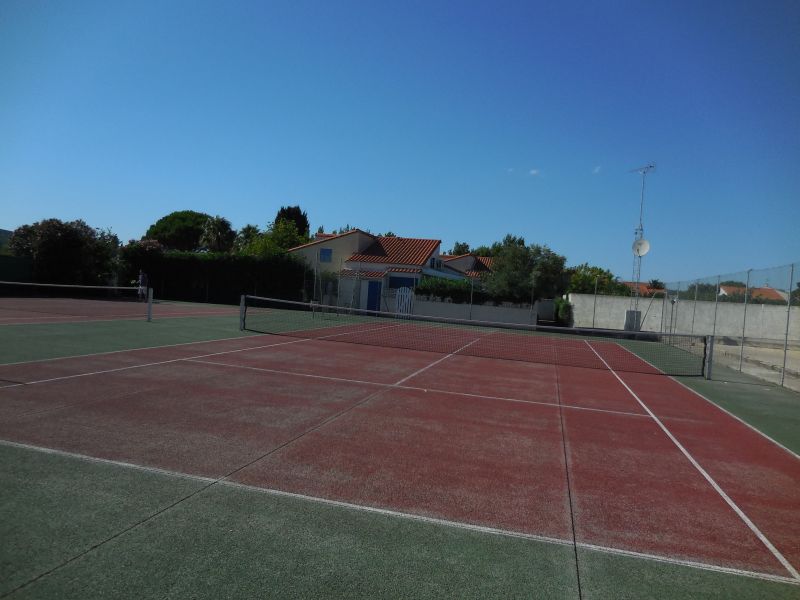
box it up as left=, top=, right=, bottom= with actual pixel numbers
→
left=630, top=163, right=655, bottom=312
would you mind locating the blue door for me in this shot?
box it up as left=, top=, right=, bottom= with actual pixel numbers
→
left=367, top=281, right=382, bottom=311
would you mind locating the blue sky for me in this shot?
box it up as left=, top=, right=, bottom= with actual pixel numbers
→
left=1, top=0, right=798, bottom=282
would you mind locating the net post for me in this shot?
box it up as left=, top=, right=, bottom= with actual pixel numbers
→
left=239, top=295, right=246, bottom=331
left=705, top=335, right=715, bottom=380
left=146, top=287, right=153, bottom=322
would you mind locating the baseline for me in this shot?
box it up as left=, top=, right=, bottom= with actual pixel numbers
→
left=2, top=438, right=796, bottom=588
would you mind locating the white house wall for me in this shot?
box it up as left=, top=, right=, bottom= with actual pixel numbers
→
left=292, top=232, right=373, bottom=273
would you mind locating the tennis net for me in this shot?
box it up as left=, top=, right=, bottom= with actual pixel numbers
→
left=0, top=280, right=152, bottom=322
left=241, top=296, right=710, bottom=377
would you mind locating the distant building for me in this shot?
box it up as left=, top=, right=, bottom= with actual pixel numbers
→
left=288, top=230, right=473, bottom=310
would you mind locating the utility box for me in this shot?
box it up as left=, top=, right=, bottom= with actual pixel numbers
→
left=624, top=310, right=641, bottom=331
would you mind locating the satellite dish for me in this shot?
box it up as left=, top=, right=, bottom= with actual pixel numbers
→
left=632, top=238, right=650, bottom=257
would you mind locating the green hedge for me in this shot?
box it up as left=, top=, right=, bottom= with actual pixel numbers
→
left=0, top=255, right=33, bottom=282
left=121, top=249, right=306, bottom=305
left=414, top=276, right=493, bottom=305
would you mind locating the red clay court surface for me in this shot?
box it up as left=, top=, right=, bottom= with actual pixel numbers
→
left=0, top=297, right=238, bottom=325
left=1, top=329, right=799, bottom=584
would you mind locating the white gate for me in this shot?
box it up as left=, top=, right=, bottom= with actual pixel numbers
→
left=396, top=286, right=414, bottom=316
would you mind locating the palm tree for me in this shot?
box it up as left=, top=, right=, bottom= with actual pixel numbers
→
left=200, top=216, right=235, bottom=252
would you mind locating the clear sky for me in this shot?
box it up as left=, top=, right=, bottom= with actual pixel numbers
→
left=2, top=0, right=798, bottom=282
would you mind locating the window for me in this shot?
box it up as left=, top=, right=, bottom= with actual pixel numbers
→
left=319, top=248, right=332, bottom=263
left=389, top=276, right=415, bottom=289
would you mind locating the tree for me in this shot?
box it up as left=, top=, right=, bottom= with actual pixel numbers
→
left=8, top=224, right=37, bottom=257
left=448, top=241, right=470, bottom=255
left=9, top=218, right=120, bottom=284
left=484, top=235, right=531, bottom=302
left=567, top=264, right=630, bottom=296
left=242, top=219, right=306, bottom=258
left=472, top=245, right=492, bottom=257
left=528, top=244, right=567, bottom=299
left=145, top=210, right=211, bottom=251
left=119, top=239, right=165, bottom=282
left=381, top=231, right=397, bottom=237
left=234, top=224, right=261, bottom=253
left=274, top=206, right=310, bottom=238
left=684, top=282, right=719, bottom=302
left=483, top=236, right=567, bottom=303
left=200, top=216, right=235, bottom=252
left=648, top=279, right=665, bottom=290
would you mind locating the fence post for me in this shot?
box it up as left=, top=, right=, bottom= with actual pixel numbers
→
left=690, top=279, right=699, bottom=335
left=781, top=264, right=795, bottom=387
left=712, top=275, right=721, bottom=338
left=239, top=294, right=245, bottom=331
left=469, top=277, right=474, bottom=321
left=705, top=335, right=715, bottom=380
left=592, top=277, right=598, bottom=328
left=146, top=287, right=154, bottom=322
left=739, top=269, right=752, bottom=371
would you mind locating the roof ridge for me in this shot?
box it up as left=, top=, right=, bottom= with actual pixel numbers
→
left=287, top=228, right=375, bottom=252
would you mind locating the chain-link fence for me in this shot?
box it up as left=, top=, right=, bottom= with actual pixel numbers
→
left=569, top=261, right=799, bottom=391
left=661, top=263, right=798, bottom=390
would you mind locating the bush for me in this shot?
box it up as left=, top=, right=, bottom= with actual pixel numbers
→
left=414, top=277, right=492, bottom=304
left=554, top=298, right=573, bottom=326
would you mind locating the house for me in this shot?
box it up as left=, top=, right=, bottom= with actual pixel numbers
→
left=441, top=254, right=494, bottom=279
left=718, top=284, right=746, bottom=297
left=288, top=230, right=468, bottom=310
left=621, top=281, right=662, bottom=296
left=719, top=284, right=787, bottom=302
left=752, top=287, right=788, bottom=302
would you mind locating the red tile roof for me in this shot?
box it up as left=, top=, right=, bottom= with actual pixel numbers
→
left=622, top=281, right=662, bottom=296
left=441, top=253, right=469, bottom=261
left=339, top=269, right=385, bottom=279
left=348, top=236, right=440, bottom=266
left=476, top=256, right=494, bottom=268
left=387, top=267, right=422, bottom=274
left=444, top=254, right=494, bottom=278
left=751, top=287, right=786, bottom=302
left=719, top=285, right=746, bottom=296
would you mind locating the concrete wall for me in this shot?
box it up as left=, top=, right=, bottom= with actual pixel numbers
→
left=569, top=293, right=799, bottom=341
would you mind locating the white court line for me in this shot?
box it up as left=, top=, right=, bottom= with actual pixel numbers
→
left=614, top=343, right=800, bottom=462
left=672, top=377, right=800, bottom=461
left=393, top=334, right=485, bottom=385
left=1, top=438, right=796, bottom=587
left=584, top=339, right=800, bottom=580
left=0, top=322, right=405, bottom=390
left=187, top=358, right=652, bottom=420
left=0, top=332, right=275, bottom=367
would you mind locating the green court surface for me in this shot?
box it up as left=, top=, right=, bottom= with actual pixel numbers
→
left=677, top=364, right=800, bottom=455
left=3, top=444, right=797, bottom=600
left=0, top=315, right=255, bottom=364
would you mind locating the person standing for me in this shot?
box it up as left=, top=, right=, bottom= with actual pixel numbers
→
left=137, top=270, right=149, bottom=301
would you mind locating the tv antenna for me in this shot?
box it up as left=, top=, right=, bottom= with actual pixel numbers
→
left=630, top=163, right=655, bottom=312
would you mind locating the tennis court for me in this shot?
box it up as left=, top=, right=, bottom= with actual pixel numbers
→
left=1, top=292, right=799, bottom=599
